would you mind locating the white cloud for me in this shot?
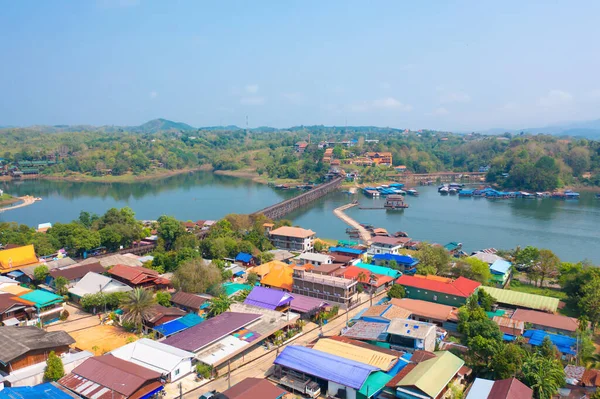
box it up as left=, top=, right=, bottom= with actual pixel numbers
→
left=245, top=84, right=259, bottom=94
left=538, top=90, right=573, bottom=107
left=149, top=91, right=158, bottom=99
left=371, top=97, right=413, bottom=111
left=240, top=96, right=265, bottom=105
left=431, top=107, right=450, bottom=116
left=439, top=91, right=471, bottom=104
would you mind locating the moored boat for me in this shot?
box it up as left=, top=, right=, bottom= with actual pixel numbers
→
left=407, top=189, right=419, bottom=196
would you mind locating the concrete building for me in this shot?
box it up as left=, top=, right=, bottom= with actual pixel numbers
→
left=386, top=319, right=437, bottom=352
left=296, top=252, right=333, bottom=267
left=292, top=269, right=358, bottom=308
left=269, top=226, right=316, bottom=252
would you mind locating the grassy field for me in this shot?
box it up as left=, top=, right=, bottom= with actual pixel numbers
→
left=508, top=280, right=579, bottom=316
left=0, top=193, right=17, bottom=206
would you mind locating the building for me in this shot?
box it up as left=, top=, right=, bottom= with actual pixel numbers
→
left=0, top=326, right=75, bottom=377
left=492, top=316, right=524, bottom=337
left=390, top=298, right=460, bottom=333
left=78, top=254, right=143, bottom=268
left=47, top=262, right=105, bottom=290
left=18, top=290, right=64, bottom=325
left=59, top=355, right=164, bottom=399
left=152, top=313, right=204, bottom=338
left=0, top=293, right=34, bottom=326
left=0, top=382, right=81, bottom=398
left=393, top=351, right=466, bottom=399
left=287, top=293, right=329, bottom=316
left=350, top=263, right=403, bottom=279
left=267, top=249, right=296, bottom=263
left=480, top=286, right=559, bottom=313
left=511, top=309, right=579, bottom=335
left=334, top=266, right=395, bottom=294
left=296, top=252, right=333, bottom=267
left=143, top=304, right=186, bottom=330
left=466, top=377, right=533, bottom=399
left=220, top=378, right=289, bottom=399
left=372, top=254, right=419, bottom=274
left=294, top=141, right=308, bottom=153
left=312, top=338, right=399, bottom=372
left=250, top=261, right=294, bottom=291
left=235, top=252, right=255, bottom=266
left=367, top=237, right=406, bottom=256
left=489, top=259, right=512, bottom=287
left=273, top=345, right=378, bottom=399
left=396, top=275, right=481, bottom=307
left=292, top=269, right=358, bottom=308
left=522, top=330, right=577, bottom=356
left=329, top=246, right=365, bottom=260
left=110, top=338, right=195, bottom=382
left=0, top=245, right=38, bottom=273
left=366, top=152, right=393, bottom=166
left=311, top=263, right=342, bottom=276
left=359, top=304, right=413, bottom=324
left=268, top=226, right=316, bottom=252
left=244, top=286, right=293, bottom=311
left=107, top=264, right=170, bottom=290
left=68, top=272, right=133, bottom=302
left=386, top=319, right=437, bottom=352
left=170, top=291, right=208, bottom=314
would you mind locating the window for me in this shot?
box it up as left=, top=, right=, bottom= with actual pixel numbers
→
left=175, top=369, right=180, bottom=376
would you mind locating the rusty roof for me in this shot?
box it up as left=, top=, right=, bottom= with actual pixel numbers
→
left=390, top=298, right=459, bottom=322
left=511, top=309, right=579, bottom=332
left=50, top=262, right=105, bottom=281
left=170, top=291, right=207, bottom=310
left=488, top=377, right=533, bottom=399
left=220, top=378, right=289, bottom=399
left=493, top=316, right=524, bottom=336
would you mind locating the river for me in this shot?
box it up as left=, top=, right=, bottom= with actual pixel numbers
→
left=1, top=172, right=599, bottom=263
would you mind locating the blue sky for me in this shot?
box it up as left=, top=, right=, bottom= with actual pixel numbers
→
left=1, top=1, right=599, bottom=131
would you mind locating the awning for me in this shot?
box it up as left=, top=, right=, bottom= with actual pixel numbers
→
left=2, top=317, right=20, bottom=326
left=6, top=271, right=24, bottom=278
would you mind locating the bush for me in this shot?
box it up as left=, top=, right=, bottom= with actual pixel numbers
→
left=196, top=363, right=213, bottom=379
left=59, top=310, right=69, bottom=321
left=387, top=284, right=405, bottom=299
left=43, top=351, right=64, bottom=382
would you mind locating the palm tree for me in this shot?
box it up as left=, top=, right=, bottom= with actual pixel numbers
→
left=295, top=319, right=306, bottom=331
left=368, top=273, right=378, bottom=306
left=522, top=355, right=565, bottom=399
left=120, top=288, right=155, bottom=333
left=207, top=295, right=232, bottom=317
left=273, top=330, right=284, bottom=345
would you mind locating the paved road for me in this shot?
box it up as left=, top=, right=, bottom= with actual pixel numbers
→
left=180, top=291, right=387, bottom=398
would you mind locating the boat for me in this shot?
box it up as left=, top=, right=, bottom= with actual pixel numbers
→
left=34, top=197, right=42, bottom=201
left=438, top=185, right=447, bottom=192
left=458, top=189, right=474, bottom=197
left=389, top=183, right=404, bottom=188
left=448, top=188, right=458, bottom=195
left=394, top=231, right=409, bottom=237
left=449, top=183, right=464, bottom=189
left=407, top=189, right=419, bottom=196
left=384, top=194, right=409, bottom=210
left=564, top=190, right=580, bottom=200
left=536, top=192, right=550, bottom=198
left=439, top=186, right=449, bottom=195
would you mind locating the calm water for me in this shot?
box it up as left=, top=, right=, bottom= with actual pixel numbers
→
left=1, top=173, right=599, bottom=263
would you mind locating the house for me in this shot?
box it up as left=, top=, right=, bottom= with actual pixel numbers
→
left=395, top=165, right=408, bottom=173
left=0, top=382, right=81, bottom=399
left=170, top=291, right=208, bottom=314
left=296, top=252, right=333, bottom=267
left=0, top=276, right=19, bottom=291
left=359, top=304, right=413, bottom=324
left=470, top=251, right=505, bottom=265
left=0, top=327, right=75, bottom=376
left=294, top=141, right=308, bottom=153
left=342, top=321, right=390, bottom=343
left=312, top=338, right=399, bottom=372
left=267, top=249, right=296, bottom=263
left=287, top=293, right=329, bottom=316
left=480, top=286, right=559, bottom=312
left=235, top=252, right=255, bottom=266
left=393, top=351, right=466, bottom=399
left=59, top=355, right=164, bottom=399
left=329, top=246, right=365, bottom=260
left=311, top=263, right=342, bottom=275
left=511, top=309, right=579, bottom=335
left=372, top=254, right=419, bottom=274
left=47, top=262, right=105, bottom=289
left=390, top=298, right=460, bottom=332
left=152, top=313, right=204, bottom=338
left=367, top=236, right=405, bottom=256
left=0, top=245, right=38, bottom=273
left=268, top=226, right=316, bottom=252
left=466, top=377, right=533, bottom=399
left=396, top=275, right=481, bottom=307
left=273, top=345, right=378, bottom=399
left=351, top=263, right=403, bottom=279
left=143, top=304, right=186, bottom=330
left=292, top=269, right=358, bottom=308
left=68, top=272, right=133, bottom=302
left=36, top=223, right=52, bottom=233
left=107, top=264, right=170, bottom=290
left=367, top=152, right=393, bottom=166
left=110, top=338, right=195, bottom=382
left=220, top=378, right=289, bottom=399
left=333, top=266, right=395, bottom=294
left=492, top=316, right=525, bottom=337
left=18, top=290, right=64, bottom=325
left=78, top=254, right=143, bottom=268
left=489, top=259, right=512, bottom=287
left=249, top=261, right=294, bottom=291
left=0, top=293, right=35, bottom=326
left=243, top=286, right=294, bottom=311
left=386, top=319, right=437, bottom=352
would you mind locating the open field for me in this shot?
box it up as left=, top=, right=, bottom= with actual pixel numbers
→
left=69, top=324, right=137, bottom=354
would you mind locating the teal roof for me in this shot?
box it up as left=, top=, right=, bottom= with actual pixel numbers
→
left=354, top=262, right=402, bottom=279
left=222, top=282, right=251, bottom=297
left=19, top=290, right=63, bottom=308
left=359, top=371, right=393, bottom=398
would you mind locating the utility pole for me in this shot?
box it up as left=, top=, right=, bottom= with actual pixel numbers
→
left=228, top=360, right=231, bottom=389
left=179, top=382, right=182, bottom=399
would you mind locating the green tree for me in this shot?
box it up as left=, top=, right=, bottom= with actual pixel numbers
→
left=532, top=249, right=560, bottom=287
left=580, top=276, right=600, bottom=328
left=258, top=251, right=274, bottom=264
left=54, top=276, right=69, bottom=295
left=538, top=336, right=559, bottom=359
left=120, top=288, right=155, bottom=333
left=155, top=291, right=171, bottom=307
left=34, top=265, right=49, bottom=282
left=246, top=272, right=259, bottom=286
left=387, top=284, right=405, bottom=299
left=514, top=246, right=540, bottom=270
left=415, top=243, right=450, bottom=275
left=43, top=351, right=65, bottom=382
left=490, top=343, right=526, bottom=379
left=477, top=289, right=496, bottom=312
left=314, top=240, right=326, bottom=252
left=233, top=289, right=251, bottom=302
left=173, top=259, right=222, bottom=294
left=521, top=354, right=565, bottom=399
left=463, top=257, right=492, bottom=284
left=207, top=295, right=232, bottom=317
left=157, top=215, right=186, bottom=251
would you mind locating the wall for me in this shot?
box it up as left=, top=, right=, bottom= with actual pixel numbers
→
left=402, top=287, right=467, bottom=307
left=170, top=359, right=193, bottom=382
left=328, top=381, right=356, bottom=399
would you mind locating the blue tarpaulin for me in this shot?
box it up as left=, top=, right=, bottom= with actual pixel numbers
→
left=154, top=313, right=203, bottom=337
left=373, top=253, right=419, bottom=267
left=523, top=330, right=577, bottom=355
left=274, top=346, right=377, bottom=389
left=235, top=252, right=253, bottom=263
left=0, top=383, right=74, bottom=399
left=329, top=247, right=364, bottom=255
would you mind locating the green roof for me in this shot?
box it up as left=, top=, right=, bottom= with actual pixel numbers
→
left=222, top=282, right=251, bottom=297
left=359, top=371, right=393, bottom=398
left=481, top=286, right=559, bottom=312
left=397, top=351, right=464, bottom=398
left=355, top=262, right=402, bottom=279
left=485, top=309, right=506, bottom=319
left=19, top=290, right=63, bottom=308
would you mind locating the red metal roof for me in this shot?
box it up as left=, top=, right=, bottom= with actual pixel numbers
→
left=511, top=309, right=578, bottom=332
left=50, top=262, right=105, bottom=281
left=220, top=378, right=288, bottom=399
left=108, top=264, right=169, bottom=286
left=488, top=377, right=533, bottom=399
left=334, top=266, right=393, bottom=287
left=395, top=275, right=480, bottom=298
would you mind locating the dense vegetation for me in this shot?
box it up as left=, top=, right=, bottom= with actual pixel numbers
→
left=2, top=123, right=600, bottom=190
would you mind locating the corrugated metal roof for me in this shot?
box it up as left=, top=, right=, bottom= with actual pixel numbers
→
left=397, top=275, right=480, bottom=297
left=390, top=298, right=459, bottom=322
left=153, top=313, right=204, bottom=337
left=511, top=309, right=578, bottom=332
left=329, top=247, right=364, bottom=255
left=274, top=346, right=377, bottom=390
left=387, top=319, right=436, bottom=340
left=0, top=245, right=38, bottom=272
left=353, top=263, right=402, bottom=279
left=0, top=382, right=80, bottom=399
left=342, top=321, right=389, bottom=341
left=490, top=259, right=512, bottom=275
left=488, top=377, right=533, bottom=399
left=0, top=326, right=75, bottom=364
left=312, top=338, right=398, bottom=371
left=170, top=291, right=207, bottom=310
left=18, top=290, right=63, bottom=308
left=243, top=286, right=293, bottom=310
left=110, top=338, right=194, bottom=375
left=481, top=286, right=559, bottom=312
left=396, top=351, right=464, bottom=398
left=288, top=293, right=329, bottom=313
left=221, top=378, right=288, bottom=399
left=358, top=371, right=393, bottom=398
left=465, top=378, right=495, bottom=399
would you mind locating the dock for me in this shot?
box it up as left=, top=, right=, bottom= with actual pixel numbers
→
left=0, top=196, right=37, bottom=213
left=333, top=202, right=372, bottom=244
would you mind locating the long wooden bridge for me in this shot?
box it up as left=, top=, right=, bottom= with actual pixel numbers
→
left=252, top=176, right=344, bottom=220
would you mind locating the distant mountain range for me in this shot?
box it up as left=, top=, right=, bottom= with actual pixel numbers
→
left=2, top=117, right=600, bottom=138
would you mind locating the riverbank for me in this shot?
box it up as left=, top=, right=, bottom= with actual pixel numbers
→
left=0, top=196, right=36, bottom=213
left=0, top=194, right=18, bottom=207
left=213, top=168, right=303, bottom=186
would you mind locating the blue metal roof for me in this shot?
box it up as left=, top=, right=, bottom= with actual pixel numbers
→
left=154, top=313, right=204, bottom=336
left=490, top=259, right=511, bottom=275
left=0, top=383, right=75, bottom=399
left=373, top=254, right=419, bottom=267
left=329, top=246, right=364, bottom=255
left=274, top=346, right=377, bottom=389
left=235, top=252, right=253, bottom=263
left=523, top=330, right=577, bottom=355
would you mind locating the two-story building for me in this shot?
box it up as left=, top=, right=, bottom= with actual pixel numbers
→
left=395, top=275, right=480, bottom=307
left=367, top=152, right=393, bottom=166
left=292, top=269, right=357, bottom=308
left=386, top=319, right=437, bottom=352
left=296, top=252, right=333, bottom=267
left=367, top=237, right=406, bottom=256
left=269, top=226, right=315, bottom=252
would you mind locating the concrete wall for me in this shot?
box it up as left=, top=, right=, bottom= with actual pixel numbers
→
left=169, top=358, right=193, bottom=382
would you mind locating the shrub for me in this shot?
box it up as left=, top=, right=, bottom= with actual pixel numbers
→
left=196, top=363, right=213, bottom=379
left=59, top=310, right=69, bottom=321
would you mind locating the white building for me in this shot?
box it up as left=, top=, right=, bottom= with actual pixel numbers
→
left=367, top=236, right=404, bottom=256
left=269, top=226, right=316, bottom=252
left=110, top=338, right=195, bottom=382
left=386, top=319, right=437, bottom=352
left=68, top=272, right=132, bottom=300
left=296, top=252, right=333, bottom=267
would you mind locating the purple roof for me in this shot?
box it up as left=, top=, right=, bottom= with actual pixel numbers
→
left=274, top=346, right=377, bottom=389
left=288, top=293, right=330, bottom=313
left=243, top=286, right=294, bottom=310
left=161, top=312, right=260, bottom=352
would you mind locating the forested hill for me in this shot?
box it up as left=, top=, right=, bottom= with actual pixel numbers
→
left=1, top=124, right=599, bottom=190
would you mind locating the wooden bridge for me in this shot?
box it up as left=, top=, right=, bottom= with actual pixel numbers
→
left=252, top=176, right=344, bottom=220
